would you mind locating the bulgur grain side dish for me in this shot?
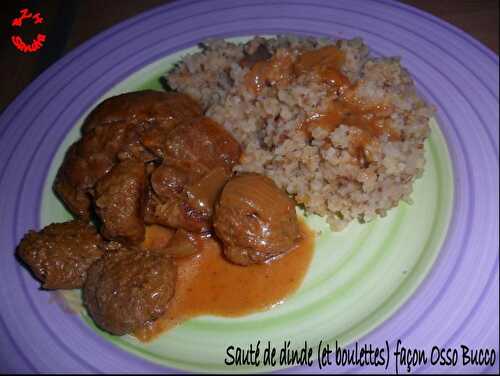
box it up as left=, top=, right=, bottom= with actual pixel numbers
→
left=167, top=36, right=433, bottom=230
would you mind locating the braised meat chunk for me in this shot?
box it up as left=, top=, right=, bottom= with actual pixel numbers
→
left=162, top=116, right=241, bottom=173
left=55, top=120, right=153, bottom=220
left=145, top=160, right=208, bottom=231
left=81, top=90, right=202, bottom=134
left=17, top=220, right=104, bottom=289
left=54, top=144, right=95, bottom=220
left=143, top=116, right=240, bottom=233
left=140, top=225, right=175, bottom=253
left=54, top=91, right=202, bottom=219
left=164, top=229, right=207, bottom=258
left=140, top=224, right=206, bottom=258
left=214, top=174, right=300, bottom=265
left=145, top=165, right=229, bottom=232
left=55, top=120, right=151, bottom=217
left=94, top=159, right=146, bottom=245
left=83, top=249, right=176, bottom=335
left=150, top=159, right=207, bottom=200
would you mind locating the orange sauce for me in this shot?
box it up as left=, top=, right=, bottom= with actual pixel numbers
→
left=301, top=98, right=400, bottom=142
left=294, top=45, right=349, bottom=88
left=244, top=45, right=348, bottom=94
left=140, top=224, right=175, bottom=251
left=244, top=50, right=295, bottom=94
left=242, top=44, right=400, bottom=160
left=134, top=221, right=315, bottom=342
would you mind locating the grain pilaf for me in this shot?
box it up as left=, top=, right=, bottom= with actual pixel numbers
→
left=166, top=36, right=433, bottom=230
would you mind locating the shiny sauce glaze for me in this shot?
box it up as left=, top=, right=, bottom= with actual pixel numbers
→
left=134, top=221, right=314, bottom=342
left=244, top=45, right=348, bottom=94
left=243, top=45, right=400, bottom=163
left=294, top=45, right=349, bottom=88
left=244, top=49, right=295, bottom=94
left=301, top=95, right=401, bottom=142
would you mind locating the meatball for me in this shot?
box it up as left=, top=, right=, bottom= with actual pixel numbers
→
left=16, top=220, right=104, bottom=289
left=54, top=91, right=202, bottom=219
left=214, top=174, right=300, bottom=265
left=83, top=249, right=176, bottom=335
left=94, top=159, right=146, bottom=245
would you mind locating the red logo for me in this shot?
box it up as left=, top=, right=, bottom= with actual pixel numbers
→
left=11, top=8, right=46, bottom=53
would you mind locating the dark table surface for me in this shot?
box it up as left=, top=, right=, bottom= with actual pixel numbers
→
left=1, top=0, right=498, bottom=114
